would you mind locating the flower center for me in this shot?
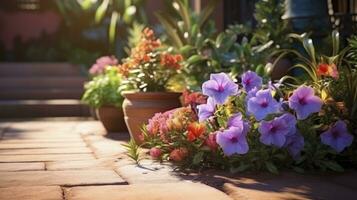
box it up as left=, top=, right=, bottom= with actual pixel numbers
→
left=270, top=126, right=278, bottom=133
left=218, top=85, right=225, bottom=92
left=230, top=137, right=238, bottom=143
left=260, top=100, right=268, bottom=108
left=331, top=130, right=340, bottom=139
left=298, top=97, right=306, bottom=105
left=244, top=78, right=251, bottom=86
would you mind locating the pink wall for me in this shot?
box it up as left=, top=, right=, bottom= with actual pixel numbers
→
left=0, top=10, right=61, bottom=50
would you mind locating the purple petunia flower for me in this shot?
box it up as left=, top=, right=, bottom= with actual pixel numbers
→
left=288, top=86, right=323, bottom=120
left=320, top=120, right=354, bottom=153
left=258, top=115, right=291, bottom=147
left=202, top=73, right=238, bottom=104
left=227, top=113, right=250, bottom=135
left=247, top=89, right=280, bottom=121
left=279, top=113, right=297, bottom=136
left=241, top=71, right=262, bottom=92
left=216, top=126, right=249, bottom=156
left=197, top=97, right=216, bottom=122
left=284, top=131, right=304, bottom=158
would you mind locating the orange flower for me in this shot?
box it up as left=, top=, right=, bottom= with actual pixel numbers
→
left=317, top=63, right=339, bottom=79
left=160, top=53, right=183, bottom=70
left=169, top=147, right=188, bottom=162
left=187, top=122, right=205, bottom=142
left=182, top=90, right=207, bottom=106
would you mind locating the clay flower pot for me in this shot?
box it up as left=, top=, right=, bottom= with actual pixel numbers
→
left=122, top=92, right=181, bottom=144
left=96, top=106, right=127, bottom=133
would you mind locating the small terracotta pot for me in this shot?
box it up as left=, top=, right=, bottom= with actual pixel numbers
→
left=96, top=106, right=127, bottom=133
left=122, top=92, right=181, bottom=144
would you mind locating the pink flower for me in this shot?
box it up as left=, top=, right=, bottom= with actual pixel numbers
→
left=169, top=147, right=188, bottom=162
left=89, top=55, right=118, bottom=75
left=149, top=147, right=162, bottom=159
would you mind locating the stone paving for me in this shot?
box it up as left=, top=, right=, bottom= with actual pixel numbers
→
left=0, top=120, right=230, bottom=200
left=0, top=119, right=357, bottom=200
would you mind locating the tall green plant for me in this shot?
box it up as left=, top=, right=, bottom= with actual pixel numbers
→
left=62, top=0, right=147, bottom=51
left=155, top=0, right=218, bottom=49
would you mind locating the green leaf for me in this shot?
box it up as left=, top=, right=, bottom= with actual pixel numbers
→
left=109, top=11, right=120, bottom=44
left=265, top=161, right=279, bottom=174
left=95, top=0, right=110, bottom=23
left=332, top=30, right=340, bottom=55
left=324, top=161, right=344, bottom=172
left=179, top=45, right=195, bottom=54
left=187, top=55, right=204, bottom=65
left=155, top=12, right=184, bottom=48
left=198, top=0, right=218, bottom=28
left=78, top=0, right=94, bottom=10
left=174, top=0, right=191, bottom=32
left=230, top=163, right=251, bottom=173
left=192, top=151, right=204, bottom=165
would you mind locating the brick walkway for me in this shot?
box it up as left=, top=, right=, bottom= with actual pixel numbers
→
left=0, top=119, right=356, bottom=200
left=0, top=119, right=230, bottom=200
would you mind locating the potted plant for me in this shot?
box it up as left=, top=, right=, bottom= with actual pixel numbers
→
left=82, top=66, right=127, bottom=133
left=118, top=28, right=183, bottom=143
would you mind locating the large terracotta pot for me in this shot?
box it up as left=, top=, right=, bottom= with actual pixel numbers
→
left=122, top=92, right=181, bottom=144
left=96, top=106, right=127, bottom=133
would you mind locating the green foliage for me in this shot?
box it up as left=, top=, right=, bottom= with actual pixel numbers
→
left=124, top=22, right=145, bottom=54
left=82, top=67, right=124, bottom=108
left=122, top=139, right=141, bottom=164
left=253, top=0, right=289, bottom=51
left=82, top=0, right=147, bottom=46
left=155, top=0, right=218, bottom=49
left=344, top=35, right=357, bottom=129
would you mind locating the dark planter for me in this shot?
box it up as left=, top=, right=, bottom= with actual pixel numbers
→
left=122, top=92, right=181, bottom=144
left=96, top=106, right=127, bottom=133
left=282, top=0, right=330, bottom=34
left=266, top=57, right=292, bottom=80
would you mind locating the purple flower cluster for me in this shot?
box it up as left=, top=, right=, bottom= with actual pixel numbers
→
left=198, top=71, right=353, bottom=158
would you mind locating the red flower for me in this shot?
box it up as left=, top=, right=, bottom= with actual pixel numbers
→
left=182, top=90, right=207, bottom=106
left=187, top=122, right=206, bottom=142
left=169, top=147, right=188, bottom=162
left=317, top=63, right=338, bottom=79
left=204, top=132, right=218, bottom=151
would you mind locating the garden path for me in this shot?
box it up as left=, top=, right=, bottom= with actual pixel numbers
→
left=0, top=119, right=356, bottom=200
left=0, top=119, right=230, bottom=200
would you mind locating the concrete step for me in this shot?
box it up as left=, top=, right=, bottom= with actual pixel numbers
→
left=0, top=99, right=90, bottom=118
left=0, top=77, right=86, bottom=90
left=0, top=89, right=83, bottom=100
left=0, top=62, right=85, bottom=77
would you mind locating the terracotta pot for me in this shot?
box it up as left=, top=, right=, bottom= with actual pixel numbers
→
left=122, top=92, right=181, bottom=144
left=96, top=106, right=127, bottom=133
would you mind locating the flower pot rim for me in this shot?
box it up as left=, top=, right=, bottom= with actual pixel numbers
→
left=98, top=105, right=122, bottom=109
left=122, top=91, right=182, bottom=99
